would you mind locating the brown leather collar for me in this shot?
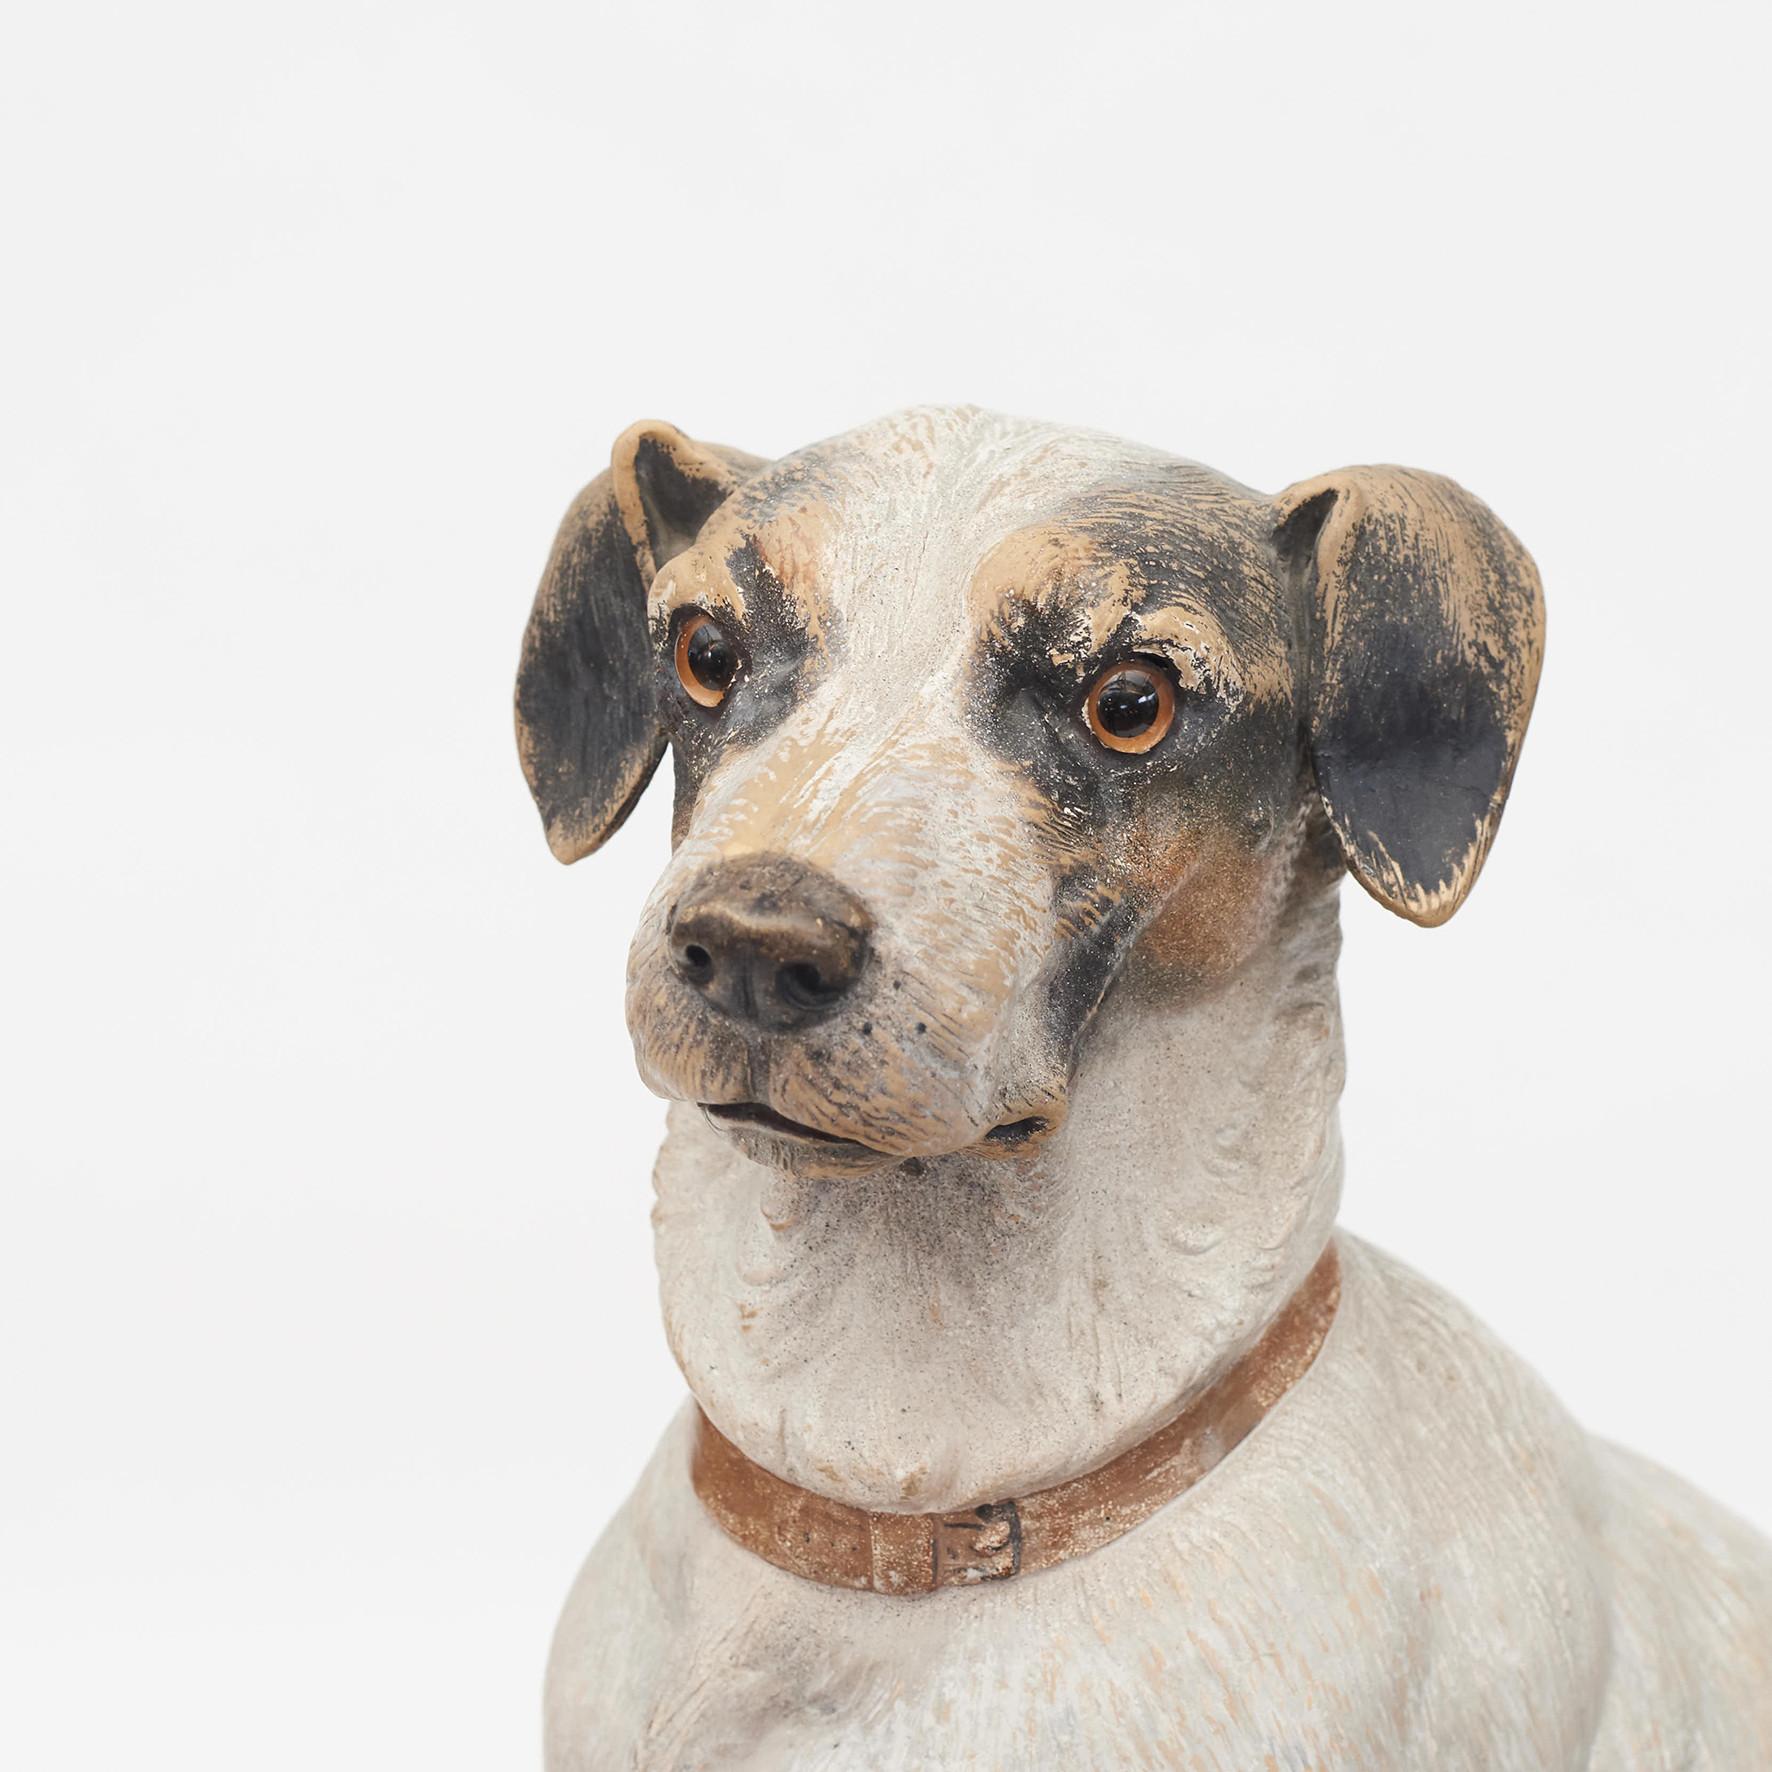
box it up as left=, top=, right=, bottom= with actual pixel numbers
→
left=690, top=1241, right=1341, bottom=1595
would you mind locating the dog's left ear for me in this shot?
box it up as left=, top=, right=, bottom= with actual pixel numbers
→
left=1274, top=466, right=1545, bottom=927
left=515, top=422, right=763, bottom=863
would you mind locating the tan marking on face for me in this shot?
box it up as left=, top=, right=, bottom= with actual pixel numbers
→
left=1116, top=779, right=1317, bottom=994
left=966, top=517, right=1277, bottom=711
left=967, top=524, right=1121, bottom=661
left=706, top=490, right=847, bottom=644
left=759, top=507, right=841, bottom=648
left=968, top=521, right=1164, bottom=675
left=1123, top=603, right=1248, bottom=698
left=649, top=547, right=746, bottom=631
left=1130, top=827, right=1296, bottom=987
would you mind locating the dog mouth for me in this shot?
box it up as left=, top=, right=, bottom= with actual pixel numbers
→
left=700, top=1101, right=1053, bottom=1157
left=701, top=1101, right=883, bottom=1152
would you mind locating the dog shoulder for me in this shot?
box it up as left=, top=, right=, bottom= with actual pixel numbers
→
left=1584, top=1441, right=1772, bottom=1766
left=542, top=1407, right=707, bottom=1772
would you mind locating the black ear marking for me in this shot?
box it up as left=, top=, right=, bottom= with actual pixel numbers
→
left=1276, top=466, right=1545, bottom=927
left=514, top=423, right=763, bottom=864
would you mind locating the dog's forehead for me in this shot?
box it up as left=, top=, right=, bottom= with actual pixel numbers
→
left=707, top=407, right=1278, bottom=676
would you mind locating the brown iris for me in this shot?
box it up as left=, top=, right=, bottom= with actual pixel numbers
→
left=1083, top=659, right=1176, bottom=753
left=674, top=613, right=741, bottom=708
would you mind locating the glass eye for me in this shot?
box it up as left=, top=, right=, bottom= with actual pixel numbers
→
left=1083, top=660, right=1176, bottom=754
left=674, top=614, right=742, bottom=708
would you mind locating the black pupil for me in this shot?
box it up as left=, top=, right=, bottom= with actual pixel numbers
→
left=1095, top=669, right=1159, bottom=737
left=686, top=620, right=738, bottom=692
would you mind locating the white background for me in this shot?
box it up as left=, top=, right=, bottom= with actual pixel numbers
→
left=5, top=2, right=1768, bottom=1765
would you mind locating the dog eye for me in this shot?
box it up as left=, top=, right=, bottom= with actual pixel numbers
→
left=1083, top=659, right=1176, bottom=754
left=674, top=613, right=742, bottom=708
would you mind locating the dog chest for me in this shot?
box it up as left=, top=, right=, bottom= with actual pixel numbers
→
left=545, top=1246, right=1624, bottom=1772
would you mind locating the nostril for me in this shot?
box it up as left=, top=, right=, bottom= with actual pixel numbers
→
left=776, top=961, right=837, bottom=1011
left=986, top=1117, right=1047, bottom=1145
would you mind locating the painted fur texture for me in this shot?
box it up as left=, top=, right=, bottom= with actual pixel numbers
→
left=516, top=408, right=1772, bottom=1768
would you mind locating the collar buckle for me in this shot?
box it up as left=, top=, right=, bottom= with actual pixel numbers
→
left=935, top=1500, right=1021, bottom=1585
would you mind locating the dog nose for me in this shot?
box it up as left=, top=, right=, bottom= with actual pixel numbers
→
left=668, top=854, right=873, bottom=1031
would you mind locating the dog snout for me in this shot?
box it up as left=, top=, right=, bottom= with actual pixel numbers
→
left=667, top=854, right=873, bottom=1032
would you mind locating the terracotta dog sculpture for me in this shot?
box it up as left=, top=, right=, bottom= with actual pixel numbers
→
left=516, top=407, right=1772, bottom=1769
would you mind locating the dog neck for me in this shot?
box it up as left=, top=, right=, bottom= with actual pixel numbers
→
left=652, top=868, right=1346, bottom=1515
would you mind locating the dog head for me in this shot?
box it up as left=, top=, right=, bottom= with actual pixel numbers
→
left=517, top=408, right=1543, bottom=1179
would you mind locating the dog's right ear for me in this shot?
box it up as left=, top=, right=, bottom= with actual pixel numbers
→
left=515, top=423, right=763, bottom=863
